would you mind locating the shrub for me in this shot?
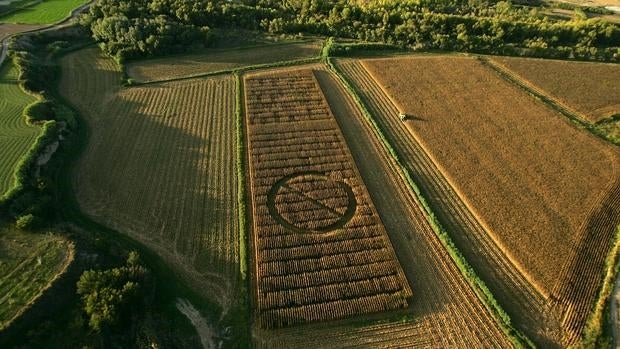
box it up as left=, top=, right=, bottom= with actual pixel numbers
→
left=15, top=213, right=39, bottom=230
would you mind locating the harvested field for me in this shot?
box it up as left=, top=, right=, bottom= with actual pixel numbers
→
left=0, top=61, right=40, bottom=196
left=0, top=227, right=73, bottom=330
left=126, top=41, right=321, bottom=83
left=58, top=48, right=240, bottom=311
left=355, top=55, right=620, bottom=345
left=243, top=68, right=412, bottom=328
left=491, top=56, right=620, bottom=123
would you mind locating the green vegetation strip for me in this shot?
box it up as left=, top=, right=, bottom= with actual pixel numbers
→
left=235, top=73, right=248, bottom=282
left=481, top=57, right=619, bottom=147
left=578, top=225, right=620, bottom=348
left=326, top=57, right=534, bottom=348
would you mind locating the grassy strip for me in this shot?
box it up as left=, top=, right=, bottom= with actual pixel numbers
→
left=234, top=73, right=248, bottom=282
left=576, top=225, right=620, bottom=348
left=132, top=56, right=322, bottom=86
left=326, top=57, right=534, bottom=348
left=480, top=57, right=619, bottom=147
left=232, top=72, right=251, bottom=347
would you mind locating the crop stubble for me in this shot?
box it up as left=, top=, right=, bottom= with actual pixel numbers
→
left=490, top=56, right=620, bottom=123
left=58, top=48, right=240, bottom=310
left=351, top=55, right=620, bottom=345
left=244, top=68, right=412, bottom=328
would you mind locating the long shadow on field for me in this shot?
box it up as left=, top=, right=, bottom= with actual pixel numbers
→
left=59, top=58, right=241, bottom=309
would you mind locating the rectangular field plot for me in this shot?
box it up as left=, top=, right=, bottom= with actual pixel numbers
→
left=244, top=69, right=412, bottom=328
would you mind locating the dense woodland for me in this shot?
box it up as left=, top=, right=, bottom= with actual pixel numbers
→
left=81, top=0, right=620, bottom=61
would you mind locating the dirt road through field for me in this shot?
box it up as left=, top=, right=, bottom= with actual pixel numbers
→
left=176, top=298, right=216, bottom=349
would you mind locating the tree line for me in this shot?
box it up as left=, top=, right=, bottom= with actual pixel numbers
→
left=81, top=0, right=620, bottom=61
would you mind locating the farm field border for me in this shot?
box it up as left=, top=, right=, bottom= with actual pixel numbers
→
left=481, top=57, right=619, bottom=146
left=326, top=57, right=532, bottom=348
left=579, top=225, right=620, bottom=347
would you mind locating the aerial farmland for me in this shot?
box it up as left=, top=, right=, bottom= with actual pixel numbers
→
left=1, top=0, right=620, bottom=348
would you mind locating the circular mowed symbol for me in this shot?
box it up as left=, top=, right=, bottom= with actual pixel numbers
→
left=267, top=172, right=357, bottom=233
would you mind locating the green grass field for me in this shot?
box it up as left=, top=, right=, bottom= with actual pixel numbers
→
left=0, top=226, right=72, bottom=330
left=0, top=62, right=40, bottom=196
left=0, top=0, right=85, bottom=24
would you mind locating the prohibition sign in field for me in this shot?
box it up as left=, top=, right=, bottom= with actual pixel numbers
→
left=267, top=171, right=357, bottom=233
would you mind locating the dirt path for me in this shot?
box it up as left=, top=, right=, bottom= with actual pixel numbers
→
left=176, top=298, right=217, bottom=349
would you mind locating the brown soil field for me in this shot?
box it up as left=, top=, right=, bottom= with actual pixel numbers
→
left=243, top=68, right=412, bottom=328
left=126, top=40, right=321, bottom=83
left=351, top=56, right=620, bottom=346
left=491, top=56, right=620, bottom=123
left=252, top=67, right=511, bottom=347
left=58, top=48, right=241, bottom=312
left=0, top=23, right=41, bottom=39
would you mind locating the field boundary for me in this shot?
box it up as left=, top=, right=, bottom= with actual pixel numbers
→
left=326, top=57, right=533, bottom=348
left=577, top=225, right=620, bottom=348
left=480, top=57, right=619, bottom=146
left=234, top=73, right=248, bottom=283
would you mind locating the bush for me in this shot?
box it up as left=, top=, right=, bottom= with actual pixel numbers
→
left=76, top=252, right=148, bottom=332
left=15, top=214, right=39, bottom=230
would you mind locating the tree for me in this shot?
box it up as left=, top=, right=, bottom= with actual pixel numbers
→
left=76, top=252, right=148, bottom=332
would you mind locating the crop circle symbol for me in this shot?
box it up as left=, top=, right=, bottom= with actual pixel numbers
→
left=267, top=172, right=357, bottom=233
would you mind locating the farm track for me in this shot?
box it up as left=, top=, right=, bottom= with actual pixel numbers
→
left=334, top=59, right=562, bottom=345
left=58, top=48, right=241, bottom=314
left=253, top=67, right=511, bottom=347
